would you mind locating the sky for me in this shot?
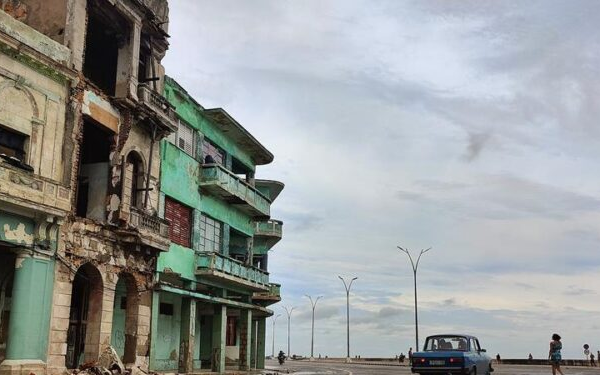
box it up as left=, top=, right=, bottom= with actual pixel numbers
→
left=164, top=0, right=600, bottom=359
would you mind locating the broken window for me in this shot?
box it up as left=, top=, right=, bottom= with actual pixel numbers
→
left=0, top=125, right=27, bottom=162
left=83, top=0, right=130, bottom=96
left=122, top=151, right=144, bottom=210
left=201, top=138, right=224, bottom=165
left=165, top=197, right=192, bottom=247
left=226, top=316, right=237, bottom=346
left=75, top=120, right=112, bottom=220
left=199, top=214, right=222, bottom=253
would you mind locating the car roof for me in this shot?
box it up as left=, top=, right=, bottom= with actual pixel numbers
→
left=426, top=334, right=478, bottom=339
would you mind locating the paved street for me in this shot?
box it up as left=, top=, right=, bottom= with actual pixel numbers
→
left=265, top=359, right=600, bottom=375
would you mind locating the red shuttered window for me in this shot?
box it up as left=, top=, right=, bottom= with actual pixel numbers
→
left=165, top=197, right=192, bottom=248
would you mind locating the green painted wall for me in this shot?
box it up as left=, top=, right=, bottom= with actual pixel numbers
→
left=157, top=243, right=196, bottom=281
left=201, top=194, right=254, bottom=236
left=160, top=142, right=202, bottom=209
left=164, top=77, right=255, bottom=172
left=5, top=255, right=54, bottom=360
left=110, top=279, right=127, bottom=358
left=0, top=211, right=35, bottom=247
left=153, top=293, right=182, bottom=371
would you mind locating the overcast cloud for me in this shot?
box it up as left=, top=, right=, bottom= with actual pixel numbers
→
left=165, top=0, right=600, bottom=359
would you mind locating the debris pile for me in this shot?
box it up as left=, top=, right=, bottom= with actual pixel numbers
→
left=71, top=347, right=128, bottom=375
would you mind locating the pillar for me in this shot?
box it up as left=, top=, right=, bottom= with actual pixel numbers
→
left=149, top=291, right=160, bottom=371
left=211, top=305, right=226, bottom=374
left=178, top=298, right=196, bottom=373
left=256, top=318, right=266, bottom=369
left=250, top=320, right=257, bottom=369
left=239, top=310, right=252, bottom=370
left=221, top=224, right=230, bottom=256
left=1, top=251, right=54, bottom=372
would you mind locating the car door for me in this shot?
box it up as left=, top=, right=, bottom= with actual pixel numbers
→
left=470, top=338, right=484, bottom=372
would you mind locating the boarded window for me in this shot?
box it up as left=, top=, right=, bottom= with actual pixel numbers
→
left=226, top=316, right=237, bottom=346
left=199, top=214, right=222, bottom=252
left=165, top=197, right=192, bottom=247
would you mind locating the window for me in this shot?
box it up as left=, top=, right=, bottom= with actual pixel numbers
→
left=123, top=152, right=144, bottom=209
left=226, top=316, right=237, bottom=346
left=168, top=120, right=195, bottom=157
left=159, top=303, right=174, bottom=316
left=201, top=138, right=224, bottom=165
left=0, top=126, right=27, bottom=161
left=199, top=214, right=222, bottom=252
left=165, top=197, right=192, bottom=247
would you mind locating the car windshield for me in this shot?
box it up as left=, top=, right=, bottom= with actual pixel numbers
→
left=424, top=336, right=469, bottom=351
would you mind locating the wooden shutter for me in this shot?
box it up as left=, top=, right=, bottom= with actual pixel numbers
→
left=164, top=197, right=192, bottom=247
left=177, top=121, right=194, bottom=156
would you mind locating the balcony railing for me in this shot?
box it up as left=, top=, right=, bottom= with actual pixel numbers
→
left=130, top=207, right=169, bottom=237
left=200, top=164, right=271, bottom=218
left=137, top=84, right=177, bottom=131
left=196, top=251, right=269, bottom=290
left=254, top=220, right=283, bottom=238
left=253, top=283, right=281, bottom=304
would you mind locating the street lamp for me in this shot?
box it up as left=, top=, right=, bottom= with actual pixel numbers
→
left=283, top=306, right=295, bottom=358
left=305, top=295, right=323, bottom=361
left=338, top=276, right=358, bottom=363
left=271, top=314, right=281, bottom=357
left=397, top=246, right=431, bottom=351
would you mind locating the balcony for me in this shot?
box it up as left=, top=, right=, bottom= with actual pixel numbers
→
left=0, top=161, right=71, bottom=216
left=137, top=84, right=178, bottom=132
left=195, top=251, right=270, bottom=292
left=116, top=207, right=170, bottom=252
left=200, top=164, right=271, bottom=219
left=254, top=220, right=283, bottom=238
left=253, top=283, right=281, bottom=305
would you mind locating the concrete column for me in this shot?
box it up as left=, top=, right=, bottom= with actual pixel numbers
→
left=256, top=318, right=266, bottom=369
left=221, top=224, right=230, bottom=257
left=211, top=305, right=226, bottom=374
left=116, top=20, right=141, bottom=99
left=239, top=310, right=252, bottom=370
left=192, top=209, right=203, bottom=253
left=178, top=298, right=196, bottom=373
left=245, top=237, right=254, bottom=266
left=250, top=320, right=257, bottom=369
left=3, top=251, right=54, bottom=364
left=148, top=291, right=160, bottom=371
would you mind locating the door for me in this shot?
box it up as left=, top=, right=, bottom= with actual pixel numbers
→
left=66, top=272, right=90, bottom=369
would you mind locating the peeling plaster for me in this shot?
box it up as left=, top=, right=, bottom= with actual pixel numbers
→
left=15, top=256, right=25, bottom=268
left=3, top=223, right=34, bottom=245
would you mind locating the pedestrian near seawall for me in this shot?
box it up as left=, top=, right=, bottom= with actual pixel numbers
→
left=549, top=333, right=565, bottom=375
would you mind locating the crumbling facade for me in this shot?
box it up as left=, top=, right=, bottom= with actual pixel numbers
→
left=0, top=5, right=76, bottom=375
left=0, top=0, right=175, bottom=374
left=150, top=77, right=283, bottom=373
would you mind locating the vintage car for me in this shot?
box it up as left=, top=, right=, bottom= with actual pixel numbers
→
left=411, top=334, right=493, bottom=375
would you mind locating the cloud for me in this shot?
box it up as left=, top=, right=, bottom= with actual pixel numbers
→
left=165, top=0, right=600, bottom=359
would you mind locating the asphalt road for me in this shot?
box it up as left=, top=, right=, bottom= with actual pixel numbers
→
left=265, top=359, right=600, bottom=375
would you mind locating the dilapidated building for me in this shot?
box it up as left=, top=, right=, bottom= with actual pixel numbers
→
left=150, top=77, right=283, bottom=373
left=0, top=0, right=176, bottom=374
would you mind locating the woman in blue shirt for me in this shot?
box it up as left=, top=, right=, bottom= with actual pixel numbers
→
left=549, top=333, right=564, bottom=375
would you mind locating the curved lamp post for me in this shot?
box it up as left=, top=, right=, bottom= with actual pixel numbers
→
left=397, top=246, right=431, bottom=351
left=271, top=314, right=281, bottom=357
left=338, top=276, right=358, bottom=363
left=305, top=295, right=323, bottom=361
left=282, top=306, right=295, bottom=358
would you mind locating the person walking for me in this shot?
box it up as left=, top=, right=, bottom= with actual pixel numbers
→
left=549, top=333, right=564, bottom=375
left=590, top=353, right=596, bottom=367
left=408, top=347, right=413, bottom=365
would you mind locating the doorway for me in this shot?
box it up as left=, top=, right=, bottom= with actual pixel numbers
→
left=66, top=264, right=103, bottom=369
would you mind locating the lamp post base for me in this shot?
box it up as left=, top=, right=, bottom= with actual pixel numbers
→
left=309, top=357, right=315, bottom=361
left=345, top=357, right=352, bottom=363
